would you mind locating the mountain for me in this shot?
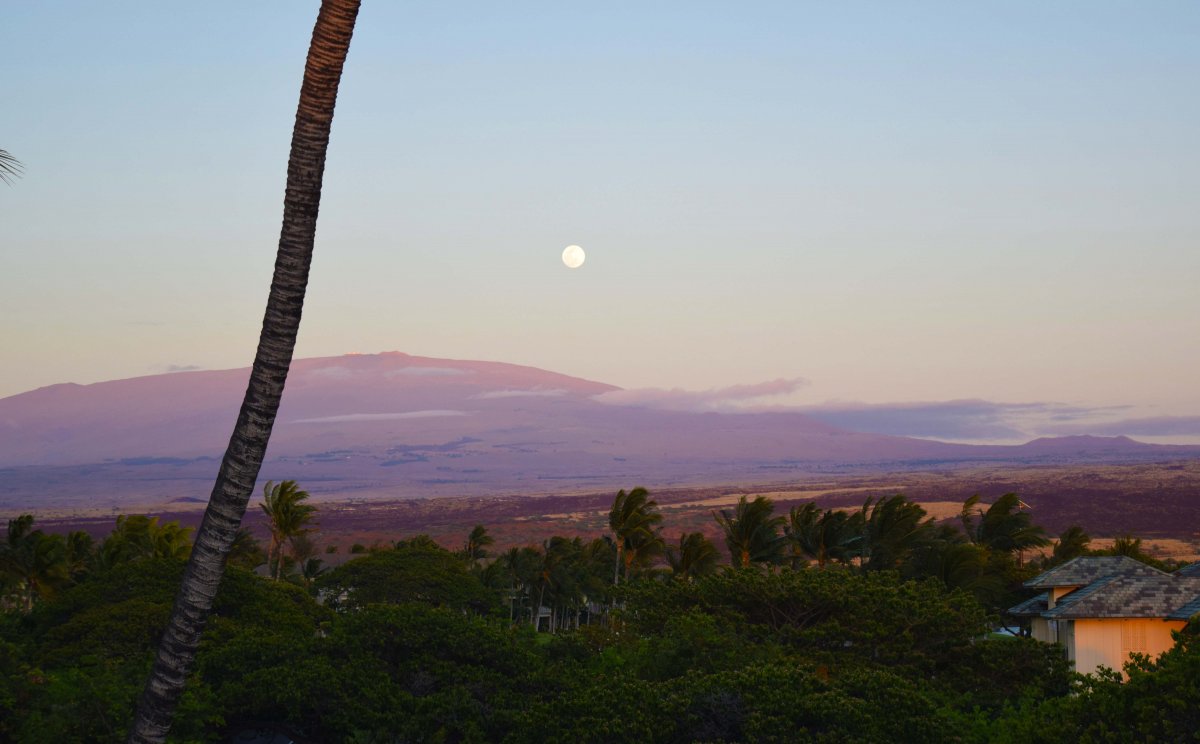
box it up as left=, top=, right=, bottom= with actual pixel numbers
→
left=2, top=352, right=1198, bottom=509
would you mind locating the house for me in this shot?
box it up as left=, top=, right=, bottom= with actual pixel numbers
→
left=1009, top=556, right=1200, bottom=676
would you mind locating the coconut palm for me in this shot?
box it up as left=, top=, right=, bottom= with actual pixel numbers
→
left=99, top=515, right=192, bottom=567
left=786, top=504, right=862, bottom=569
left=227, top=527, right=267, bottom=571
left=1050, top=525, right=1091, bottom=565
left=260, top=480, right=317, bottom=579
left=858, top=494, right=933, bottom=572
left=666, top=532, right=720, bottom=580
left=0, top=149, right=22, bottom=184
left=64, top=530, right=95, bottom=579
left=609, top=487, right=664, bottom=585
left=462, top=524, right=494, bottom=566
left=0, top=515, right=69, bottom=612
left=488, top=546, right=543, bottom=624
left=960, top=493, right=1049, bottom=557
left=129, top=2, right=361, bottom=740
left=714, top=495, right=788, bottom=568
left=285, top=533, right=327, bottom=586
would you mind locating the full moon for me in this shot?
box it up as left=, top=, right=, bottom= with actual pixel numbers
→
left=561, top=244, right=586, bottom=269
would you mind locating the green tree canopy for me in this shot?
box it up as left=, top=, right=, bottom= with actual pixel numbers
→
left=316, top=543, right=496, bottom=613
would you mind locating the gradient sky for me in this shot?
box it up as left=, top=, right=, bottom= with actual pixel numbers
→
left=2, top=1, right=1198, bottom=442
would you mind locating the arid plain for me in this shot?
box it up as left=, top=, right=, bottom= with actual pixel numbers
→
left=26, top=460, right=1200, bottom=564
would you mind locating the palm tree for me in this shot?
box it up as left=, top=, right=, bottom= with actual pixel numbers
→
left=666, top=532, right=720, bottom=580
left=462, top=524, right=494, bottom=566
left=128, top=2, right=362, bottom=740
left=858, top=494, right=933, bottom=572
left=608, top=487, right=664, bottom=585
left=0, top=149, right=22, bottom=184
left=0, top=515, right=69, bottom=612
left=260, top=480, right=317, bottom=579
left=960, top=493, right=1049, bottom=559
left=714, top=495, right=788, bottom=568
left=1050, top=525, right=1091, bottom=565
left=786, top=504, right=863, bottom=569
left=487, top=546, right=543, bottom=624
left=285, top=533, right=327, bottom=586
left=226, top=528, right=267, bottom=571
left=98, top=515, right=192, bottom=568
left=64, top=530, right=95, bottom=580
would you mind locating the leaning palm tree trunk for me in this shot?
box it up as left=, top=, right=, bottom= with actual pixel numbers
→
left=127, top=2, right=361, bottom=741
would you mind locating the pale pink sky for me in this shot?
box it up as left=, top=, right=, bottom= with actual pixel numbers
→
left=2, top=2, right=1198, bottom=443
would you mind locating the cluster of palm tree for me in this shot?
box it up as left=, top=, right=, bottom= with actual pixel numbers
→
left=0, top=514, right=190, bottom=612
left=441, top=488, right=1057, bottom=631
left=705, top=492, right=1059, bottom=611
left=461, top=489, right=720, bottom=631
left=483, top=536, right=615, bottom=631
left=712, top=493, right=1050, bottom=569
left=0, top=481, right=338, bottom=614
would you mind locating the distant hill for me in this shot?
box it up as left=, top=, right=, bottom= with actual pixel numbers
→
left=2, top=352, right=1198, bottom=509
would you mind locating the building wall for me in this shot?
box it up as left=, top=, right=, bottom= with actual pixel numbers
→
left=1031, top=617, right=1056, bottom=643
left=1047, top=586, right=1077, bottom=609
left=1067, top=618, right=1186, bottom=676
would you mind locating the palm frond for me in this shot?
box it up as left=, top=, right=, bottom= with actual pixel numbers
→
left=0, top=149, right=23, bottom=185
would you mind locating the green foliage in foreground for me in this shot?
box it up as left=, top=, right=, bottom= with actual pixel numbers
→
left=2, top=498, right=1197, bottom=743
left=6, top=551, right=1194, bottom=744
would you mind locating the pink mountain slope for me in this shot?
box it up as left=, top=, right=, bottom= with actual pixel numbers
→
left=2, top=353, right=1196, bottom=507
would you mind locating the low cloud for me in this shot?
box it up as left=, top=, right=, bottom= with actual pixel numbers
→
left=305, top=365, right=357, bottom=380
left=473, top=389, right=567, bottom=399
left=386, top=366, right=470, bottom=378
left=595, top=378, right=809, bottom=412
left=798, top=400, right=1039, bottom=440
left=165, top=364, right=202, bottom=373
left=292, top=410, right=469, bottom=424
left=795, top=400, right=1140, bottom=442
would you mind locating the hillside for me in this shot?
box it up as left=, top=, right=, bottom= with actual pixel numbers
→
left=2, top=352, right=1198, bottom=509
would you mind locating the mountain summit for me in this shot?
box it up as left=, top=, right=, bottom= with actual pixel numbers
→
left=2, top=352, right=1196, bottom=506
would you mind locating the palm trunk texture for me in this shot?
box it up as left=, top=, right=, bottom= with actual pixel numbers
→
left=127, top=2, right=361, bottom=741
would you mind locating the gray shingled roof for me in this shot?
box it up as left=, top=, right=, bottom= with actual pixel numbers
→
left=1168, top=592, right=1200, bottom=621
left=1052, top=575, right=1119, bottom=611
left=1174, top=563, right=1200, bottom=578
left=1007, top=592, right=1048, bottom=617
left=1044, top=575, right=1200, bottom=620
left=1023, top=556, right=1166, bottom=589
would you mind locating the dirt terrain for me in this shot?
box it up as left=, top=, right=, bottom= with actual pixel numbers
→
left=25, top=460, right=1200, bottom=563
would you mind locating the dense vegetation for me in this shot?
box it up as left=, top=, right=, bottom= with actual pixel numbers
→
left=1, top=485, right=1196, bottom=742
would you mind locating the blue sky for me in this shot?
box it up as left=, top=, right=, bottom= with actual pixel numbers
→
left=2, top=1, right=1199, bottom=442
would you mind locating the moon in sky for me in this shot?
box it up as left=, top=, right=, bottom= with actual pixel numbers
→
left=561, top=244, right=586, bottom=269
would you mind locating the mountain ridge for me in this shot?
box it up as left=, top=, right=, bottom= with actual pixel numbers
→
left=2, top=352, right=1198, bottom=508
